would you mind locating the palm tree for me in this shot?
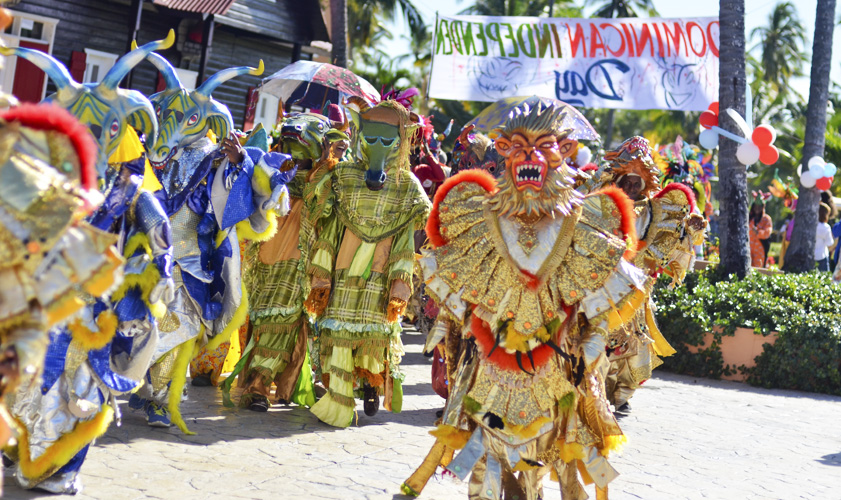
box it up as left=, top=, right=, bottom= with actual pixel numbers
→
left=331, top=0, right=348, bottom=67
left=461, top=0, right=580, bottom=18
left=782, top=0, right=837, bottom=273
left=587, top=0, right=657, bottom=18
left=750, top=2, right=808, bottom=96
left=718, top=0, right=751, bottom=278
left=347, top=0, right=426, bottom=64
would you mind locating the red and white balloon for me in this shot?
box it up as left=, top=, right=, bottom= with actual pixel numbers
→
left=697, top=102, right=780, bottom=167
left=800, top=156, right=837, bottom=191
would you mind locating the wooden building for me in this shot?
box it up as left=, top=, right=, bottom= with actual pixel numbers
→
left=0, top=0, right=329, bottom=129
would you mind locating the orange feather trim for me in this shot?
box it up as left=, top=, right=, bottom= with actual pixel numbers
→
left=589, top=186, right=638, bottom=261
left=653, top=182, right=698, bottom=213
left=425, top=169, right=497, bottom=248
left=469, top=308, right=571, bottom=372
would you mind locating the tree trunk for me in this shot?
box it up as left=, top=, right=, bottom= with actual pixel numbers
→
left=782, top=0, right=836, bottom=273
left=717, top=0, right=750, bottom=279
left=330, top=0, right=348, bottom=68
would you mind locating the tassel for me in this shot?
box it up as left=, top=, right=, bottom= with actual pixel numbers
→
left=168, top=336, right=198, bottom=435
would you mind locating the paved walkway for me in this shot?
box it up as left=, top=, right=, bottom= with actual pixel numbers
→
left=4, top=326, right=841, bottom=499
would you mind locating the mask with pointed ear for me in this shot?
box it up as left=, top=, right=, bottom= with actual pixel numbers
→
left=143, top=54, right=263, bottom=170
left=0, top=30, right=174, bottom=178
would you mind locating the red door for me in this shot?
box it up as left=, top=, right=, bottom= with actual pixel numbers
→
left=12, top=40, right=49, bottom=103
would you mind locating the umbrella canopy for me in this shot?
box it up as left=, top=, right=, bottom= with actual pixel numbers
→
left=258, top=61, right=380, bottom=109
left=466, top=96, right=599, bottom=141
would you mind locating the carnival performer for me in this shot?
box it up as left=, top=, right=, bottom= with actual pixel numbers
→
left=0, top=37, right=179, bottom=493
left=451, top=124, right=503, bottom=176
left=0, top=92, right=128, bottom=494
left=125, top=52, right=294, bottom=433
left=600, top=137, right=706, bottom=416
left=402, top=102, right=649, bottom=500
left=223, top=106, right=350, bottom=412
left=308, top=98, right=431, bottom=427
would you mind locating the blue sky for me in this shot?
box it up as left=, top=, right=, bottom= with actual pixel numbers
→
left=381, top=0, right=841, bottom=98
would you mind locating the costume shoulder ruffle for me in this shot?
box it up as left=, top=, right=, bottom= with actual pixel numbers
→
left=426, top=169, right=497, bottom=247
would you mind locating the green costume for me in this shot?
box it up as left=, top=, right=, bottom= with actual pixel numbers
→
left=310, top=100, right=431, bottom=427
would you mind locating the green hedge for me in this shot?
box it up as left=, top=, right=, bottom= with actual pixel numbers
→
left=653, top=270, right=841, bottom=395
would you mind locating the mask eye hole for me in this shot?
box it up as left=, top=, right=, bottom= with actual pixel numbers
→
left=364, top=136, right=378, bottom=145
left=380, top=137, right=395, bottom=147
left=109, top=119, right=119, bottom=138
left=187, top=113, right=198, bottom=126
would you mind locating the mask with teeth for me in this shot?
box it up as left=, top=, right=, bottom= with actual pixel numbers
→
left=490, top=103, right=582, bottom=218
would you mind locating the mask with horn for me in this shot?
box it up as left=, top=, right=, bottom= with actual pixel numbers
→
left=0, top=30, right=174, bottom=177
left=142, top=51, right=263, bottom=170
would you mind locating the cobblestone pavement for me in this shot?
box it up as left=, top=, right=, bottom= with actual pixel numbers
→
left=4, top=326, right=841, bottom=500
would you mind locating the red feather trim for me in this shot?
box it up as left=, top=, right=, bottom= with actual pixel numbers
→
left=589, top=186, right=638, bottom=261
left=520, top=270, right=542, bottom=291
left=468, top=307, right=571, bottom=373
left=653, top=182, right=698, bottom=214
left=425, top=169, right=497, bottom=248
left=580, top=163, right=598, bottom=172
left=0, top=104, right=98, bottom=190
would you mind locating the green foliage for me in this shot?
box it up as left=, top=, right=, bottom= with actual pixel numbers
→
left=653, top=270, right=841, bottom=395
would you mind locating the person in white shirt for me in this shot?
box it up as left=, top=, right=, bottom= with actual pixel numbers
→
left=815, top=203, right=834, bottom=272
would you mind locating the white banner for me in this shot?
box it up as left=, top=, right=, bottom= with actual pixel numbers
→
left=429, top=15, right=719, bottom=111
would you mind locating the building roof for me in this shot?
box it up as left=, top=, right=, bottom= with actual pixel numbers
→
left=152, top=0, right=236, bottom=15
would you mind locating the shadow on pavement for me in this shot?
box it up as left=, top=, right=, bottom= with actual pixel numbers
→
left=654, top=371, right=841, bottom=402
left=86, top=324, right=437, bottom=448
left=817, top=453, right=841, bottom=466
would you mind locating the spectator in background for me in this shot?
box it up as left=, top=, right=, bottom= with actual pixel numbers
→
left=816, top=203, right=834, bottom=272
left=709, top=209, right=720, bottom=239
left=749, top=198, right=773, bottom=268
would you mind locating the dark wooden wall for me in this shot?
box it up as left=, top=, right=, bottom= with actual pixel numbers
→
left=8, top=0, right=311, bottom=128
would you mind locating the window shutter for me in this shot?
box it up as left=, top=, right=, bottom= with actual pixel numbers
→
left=243, top=86, right=257, bottom=131
left=69, top=51, right=86, bottom=82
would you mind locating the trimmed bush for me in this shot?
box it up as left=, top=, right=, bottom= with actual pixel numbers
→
left=653, top=270, right=841, bottom=395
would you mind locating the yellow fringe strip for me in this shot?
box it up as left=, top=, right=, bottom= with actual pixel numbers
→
left=645, top=301, right=676, bottom=357
left=557, top=440, right=587, bottom=463
left=168, top=335, right=198, bottom=436
left=599, top=434, right=627, bottom=457
left=505, top=416, right=551, bottom=441
left=236, top=208, right=279, bottom=243
left=252, top=163, right=272, bottom=194
left=80, top=247, right=124, bottom=298
left=429, top=425, right=471, bottom=450
left=110, top=234, right=166, bottom=320
left=606, top=288, right=648, bottom=331
left=67, top=310, right=118, bottom=351
left=46, top=294, right=85, bottom=327
left=204, top=283, right=249, bottom=354
left=15, top=406, right=114, bottom=483
left=123, top=232, right=151, bottom=261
